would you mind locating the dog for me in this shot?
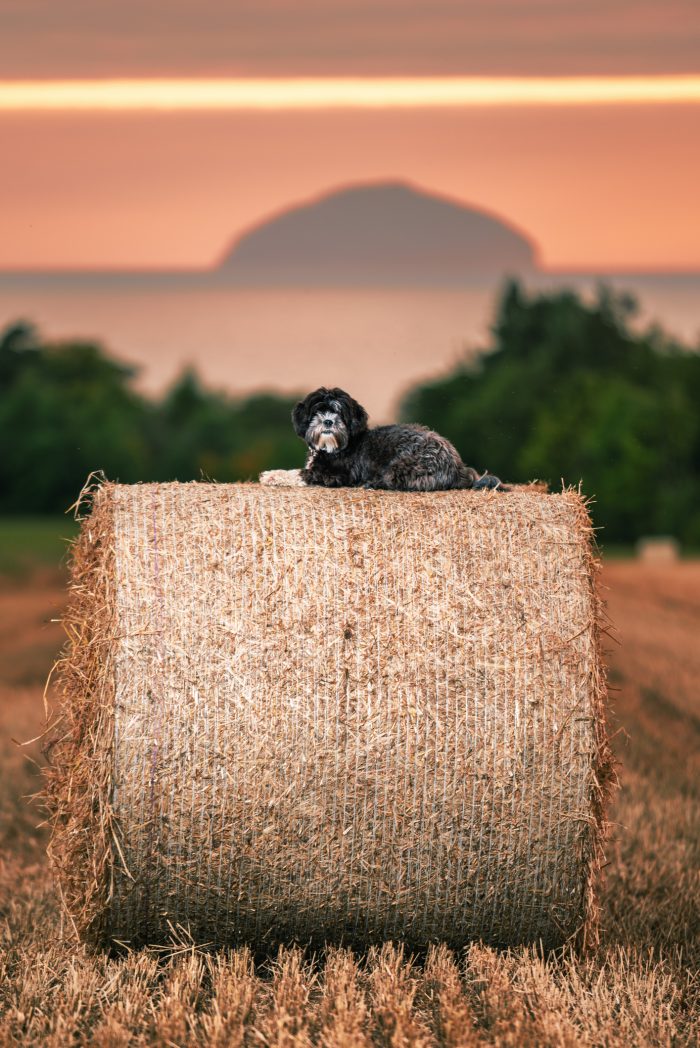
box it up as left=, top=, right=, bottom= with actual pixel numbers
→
left=291, top=387, right=507, bottom=492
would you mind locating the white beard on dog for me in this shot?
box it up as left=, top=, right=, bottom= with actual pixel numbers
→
left=316, top=433, right=339, bottom=452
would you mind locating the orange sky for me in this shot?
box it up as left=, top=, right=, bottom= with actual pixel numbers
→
left=2, top=2, right=699, bottom=271
left=2, top=101, right=698, bottom=271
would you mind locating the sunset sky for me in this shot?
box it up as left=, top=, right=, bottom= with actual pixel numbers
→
left=2, top=1, right=699, bottom=271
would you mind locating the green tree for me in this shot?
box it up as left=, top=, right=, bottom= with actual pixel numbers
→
left=401, top=282, right=700, bottom=545
left=0, top=335, right=150, bottom=512
left=151, top=370, right=302, bottom=482
left=0, top=325, right=304, bottom=513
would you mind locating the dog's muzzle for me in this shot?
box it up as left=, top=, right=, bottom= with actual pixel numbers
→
left=315, top=432, right=340, bottom=452
left=307, top=412, right=347, bottom=453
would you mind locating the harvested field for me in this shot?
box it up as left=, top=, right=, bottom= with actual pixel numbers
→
left=1, top=558, right=698, bottom=1046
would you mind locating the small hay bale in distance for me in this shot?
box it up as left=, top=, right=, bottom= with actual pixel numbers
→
left=46, top=482, right=612, bottom=951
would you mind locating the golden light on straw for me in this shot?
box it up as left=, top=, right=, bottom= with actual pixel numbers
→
left=46, top=481, right=612, bottom=950
left=1, top=76, right=700, bottom=111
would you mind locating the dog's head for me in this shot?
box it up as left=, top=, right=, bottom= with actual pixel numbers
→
left=292, top=387, right=368, bottom=454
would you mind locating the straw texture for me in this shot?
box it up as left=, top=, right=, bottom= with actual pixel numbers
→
left=46, top=481, right=612, bottom=951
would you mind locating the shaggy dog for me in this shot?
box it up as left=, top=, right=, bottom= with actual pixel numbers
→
left=292, top=387, right=507, bottom=491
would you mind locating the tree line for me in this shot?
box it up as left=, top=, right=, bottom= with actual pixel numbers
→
left=400, top=282, right=700, bottom=545
left=1, top=282, right=698, bottom=544
left=0, top=323, right=301, bottom=515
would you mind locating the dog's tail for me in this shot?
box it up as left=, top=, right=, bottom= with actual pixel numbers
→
left=459, top=463, right=510, bottom=491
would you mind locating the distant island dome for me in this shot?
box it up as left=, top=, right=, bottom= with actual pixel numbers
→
left=217, top=182, right=538, bottom=285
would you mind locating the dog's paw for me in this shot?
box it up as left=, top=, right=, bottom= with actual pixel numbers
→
left=259, top=468, right=307, bottom=487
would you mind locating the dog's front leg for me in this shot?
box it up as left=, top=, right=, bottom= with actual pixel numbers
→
left=301, top=468, right=346, bottom=487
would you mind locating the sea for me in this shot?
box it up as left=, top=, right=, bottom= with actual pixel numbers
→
left=1, top=272, right=698, bottom=421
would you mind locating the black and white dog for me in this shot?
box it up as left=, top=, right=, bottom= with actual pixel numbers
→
left=292, top=387, right=507, bottom=492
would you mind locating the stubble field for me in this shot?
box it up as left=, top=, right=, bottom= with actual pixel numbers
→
left=0, top=556, right=698, bottom=1046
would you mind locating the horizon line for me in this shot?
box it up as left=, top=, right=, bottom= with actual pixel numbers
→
left=2, top=264, right=699, bottom=278
left=1, top=75, right=700, bottom=111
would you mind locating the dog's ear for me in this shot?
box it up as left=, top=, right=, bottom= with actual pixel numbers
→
left=292, top=397, right=310, bottom=438
left=346, top=396, right=369, bottom=437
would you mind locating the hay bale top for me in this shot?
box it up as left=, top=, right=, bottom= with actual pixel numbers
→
left=47, top=482, right=612, bottom=951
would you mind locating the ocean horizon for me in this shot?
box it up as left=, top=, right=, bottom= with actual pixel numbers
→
left=1, top=270, right=698, bottom=421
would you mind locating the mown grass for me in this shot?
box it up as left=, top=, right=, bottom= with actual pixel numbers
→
left=0, top=563, right=698, bottom=1046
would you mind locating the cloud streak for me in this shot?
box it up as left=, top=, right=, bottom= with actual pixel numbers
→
left=2, top=75, right=700, bottom=111
left=2, top=2, right=699, bottom=77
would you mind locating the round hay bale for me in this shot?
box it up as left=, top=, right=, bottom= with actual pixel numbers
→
left=46, top=482, right=613, bottom=951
